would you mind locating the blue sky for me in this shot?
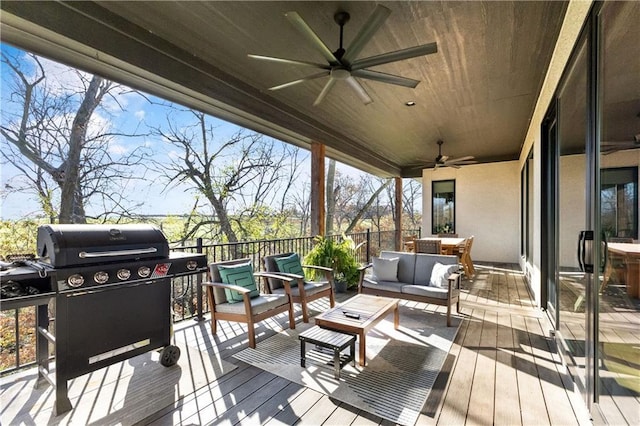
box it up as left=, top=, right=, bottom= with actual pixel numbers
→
left=0, top=43, right=370, bottom=220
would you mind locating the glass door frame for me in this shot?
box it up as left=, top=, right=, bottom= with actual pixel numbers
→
left=543, top=7, right=600, bottom=410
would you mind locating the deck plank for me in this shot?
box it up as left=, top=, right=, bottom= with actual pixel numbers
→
left=434, top=306, right=479, bottom=425
left=494, top=310, right=522, bottom=425
left=511, top=314, right=551, bottom=426
left=264, top=387, right=324, bottom=425
left=466, top=309, right=497, bottom=425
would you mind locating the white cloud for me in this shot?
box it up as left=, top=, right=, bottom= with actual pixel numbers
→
left=108, top=142, right=128, bottom=155
left=135, top=110, right=146, bottom=120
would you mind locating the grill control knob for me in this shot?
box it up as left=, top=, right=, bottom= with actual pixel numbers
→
left=67, top=274, right=85, bottom=288
left=94, top=271, right=109, bottom=284
left=117, top=268, right=131, bottom=280
left=186, top=260, right=198, bottom=271
left=138, top=266, right=151, bottom=278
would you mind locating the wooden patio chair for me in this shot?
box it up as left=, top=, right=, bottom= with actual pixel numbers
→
left=203, top=258, right=295, bottom=348
left=403, top=234, right=417, bottom=252
left=456, top=236, right=475, bottom=277
left=414, top=239, right=442, bottom=254
left=601, top=237, right=634, bottom=292
left=263, top=252, right=335, bottom=323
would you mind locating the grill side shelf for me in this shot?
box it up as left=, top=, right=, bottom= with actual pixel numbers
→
left=1, top=266, right=56, bottom=310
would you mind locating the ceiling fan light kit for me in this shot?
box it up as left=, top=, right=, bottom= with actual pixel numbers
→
left=248, top=5, right=438, bottom=106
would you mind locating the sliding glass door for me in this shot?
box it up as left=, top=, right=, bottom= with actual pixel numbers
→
left=555, top=35, right=591, bottom=400
left=596, top=2, right=640, bottom=423
left=546, top=3, right=639, bottom=420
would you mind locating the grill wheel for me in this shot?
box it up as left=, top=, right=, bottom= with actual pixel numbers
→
left=160, top=345, right=181, bottom=367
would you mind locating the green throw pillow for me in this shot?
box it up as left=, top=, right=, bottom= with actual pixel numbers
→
left=218, top=262, right=259, bottom=303
left=274, top=253, right=305, bottom=287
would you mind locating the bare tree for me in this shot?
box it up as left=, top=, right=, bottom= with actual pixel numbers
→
left=324, top=163, right=395, bottom=234
left=325, top=159, right=337, bottom=235
left=402, top=178, right=422, bottom=229
left=150, top=108, right=303, bottom=243
left=1, top=51, right=149, bottom=223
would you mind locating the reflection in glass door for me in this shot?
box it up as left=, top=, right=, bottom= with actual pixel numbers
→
left=597, top=2, right=640, bottom=423
left=556, top=38, right=589, bottom=399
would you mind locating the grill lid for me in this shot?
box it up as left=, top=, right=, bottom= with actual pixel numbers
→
left=37, top=224, right=170, bottom=268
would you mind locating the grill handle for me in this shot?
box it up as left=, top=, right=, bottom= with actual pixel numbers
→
left=79, top=247, right=158, bottom=258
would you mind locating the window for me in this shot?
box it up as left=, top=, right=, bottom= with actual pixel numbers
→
left=432, top=180, right=455, bottom=234
left=601, top=167, right=638, bottom=239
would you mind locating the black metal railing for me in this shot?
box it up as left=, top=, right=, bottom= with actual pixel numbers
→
left=0, top=228, right=419, bottom=374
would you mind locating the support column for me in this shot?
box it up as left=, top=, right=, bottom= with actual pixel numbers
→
left=311, top=142, right=325, bottom=237
left=395, top=177, right=402, bottom=251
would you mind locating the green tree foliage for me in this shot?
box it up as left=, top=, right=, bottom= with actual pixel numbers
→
left=0, top=219, right=41, bottom=256
left=304, top=235, right=360, bottom=288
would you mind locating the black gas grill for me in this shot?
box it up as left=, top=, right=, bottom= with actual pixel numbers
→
left=0, top=224, right=207, bottom=415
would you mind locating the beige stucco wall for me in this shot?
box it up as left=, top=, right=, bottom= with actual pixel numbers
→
left=422, top=161, right=520, bottom=263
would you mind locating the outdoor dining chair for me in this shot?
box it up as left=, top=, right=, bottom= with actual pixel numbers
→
left=415, top=239, right=442, bottom=254
left=456, top=236, right=475, bottom=277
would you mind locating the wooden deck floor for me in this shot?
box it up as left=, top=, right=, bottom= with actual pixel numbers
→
left=1, top=263, right=594, bottom=425
left=146, top=262, right=592, bottom=425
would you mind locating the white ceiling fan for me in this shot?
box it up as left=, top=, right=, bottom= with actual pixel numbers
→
left=248, top=5, right=438, bottom=106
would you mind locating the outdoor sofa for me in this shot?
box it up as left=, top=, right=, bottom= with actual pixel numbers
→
left=358, top=250, right=461, bottom=326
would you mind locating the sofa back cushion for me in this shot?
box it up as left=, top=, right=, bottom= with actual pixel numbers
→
left=414, top=253, right=458, bottom=286
left=380, top=251, right=416, bottom=284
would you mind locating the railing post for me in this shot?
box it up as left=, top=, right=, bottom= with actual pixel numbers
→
left=366, top=229, right=371, bottom=263
left=195, top=237, right=204, bottom=322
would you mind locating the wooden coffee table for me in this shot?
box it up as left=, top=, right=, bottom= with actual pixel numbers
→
left=314, top=294, right=399, bottom=366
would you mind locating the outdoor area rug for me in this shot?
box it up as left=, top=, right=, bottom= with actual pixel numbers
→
left=233, top=302, right=461, bottom=425
left=0, top=332, right=236, bottom=425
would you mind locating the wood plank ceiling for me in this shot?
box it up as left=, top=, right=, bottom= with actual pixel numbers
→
left=0, top=1, right=568, bottom=177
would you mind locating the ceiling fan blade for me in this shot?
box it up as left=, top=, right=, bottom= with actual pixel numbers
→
left=601, top=140, right=638, bottom=147
left=341, top=5, right=391, bottom=64
left=351, top=69, right=419, bottom=88
left=285, top=12, right=339, bottom=64
left=268, top=71, right=330, bottom=91
left=248, top=54, right=329, bottom=69
left=313, top=77, right=337, bottom=106
left=445, top=156, right=475, bottom=164
left=345, top=76, right=373, bottom=105
left=351, top=42, right=438, bottom=70
left=448, top=164, right=462, bottom=169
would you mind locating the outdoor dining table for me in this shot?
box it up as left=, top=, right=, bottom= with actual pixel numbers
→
left=604, top=242, right=640, bottom=298
left=419, top=237, right=466, bottom=255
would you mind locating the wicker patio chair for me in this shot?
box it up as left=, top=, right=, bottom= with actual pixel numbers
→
left=414, top=239, right=442, bottom=254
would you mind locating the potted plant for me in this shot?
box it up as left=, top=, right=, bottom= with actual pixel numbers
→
left=304, top=235, right=360, bottom=292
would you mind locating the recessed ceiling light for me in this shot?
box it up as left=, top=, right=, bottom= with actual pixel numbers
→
left=405, top=101, right=416, bottom=106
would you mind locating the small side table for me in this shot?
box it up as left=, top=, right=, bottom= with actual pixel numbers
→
left=299, top=326, right=356, bottom=379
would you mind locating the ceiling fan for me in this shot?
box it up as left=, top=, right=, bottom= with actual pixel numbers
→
left=248, top=5, right=438, bottom=106
left=421, top=140, right=477, bottom=169
left=601, top=133, right=640, bottom=155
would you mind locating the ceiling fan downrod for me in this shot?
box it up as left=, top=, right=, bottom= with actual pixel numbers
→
left=333, top=11, right=350, bottom=61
